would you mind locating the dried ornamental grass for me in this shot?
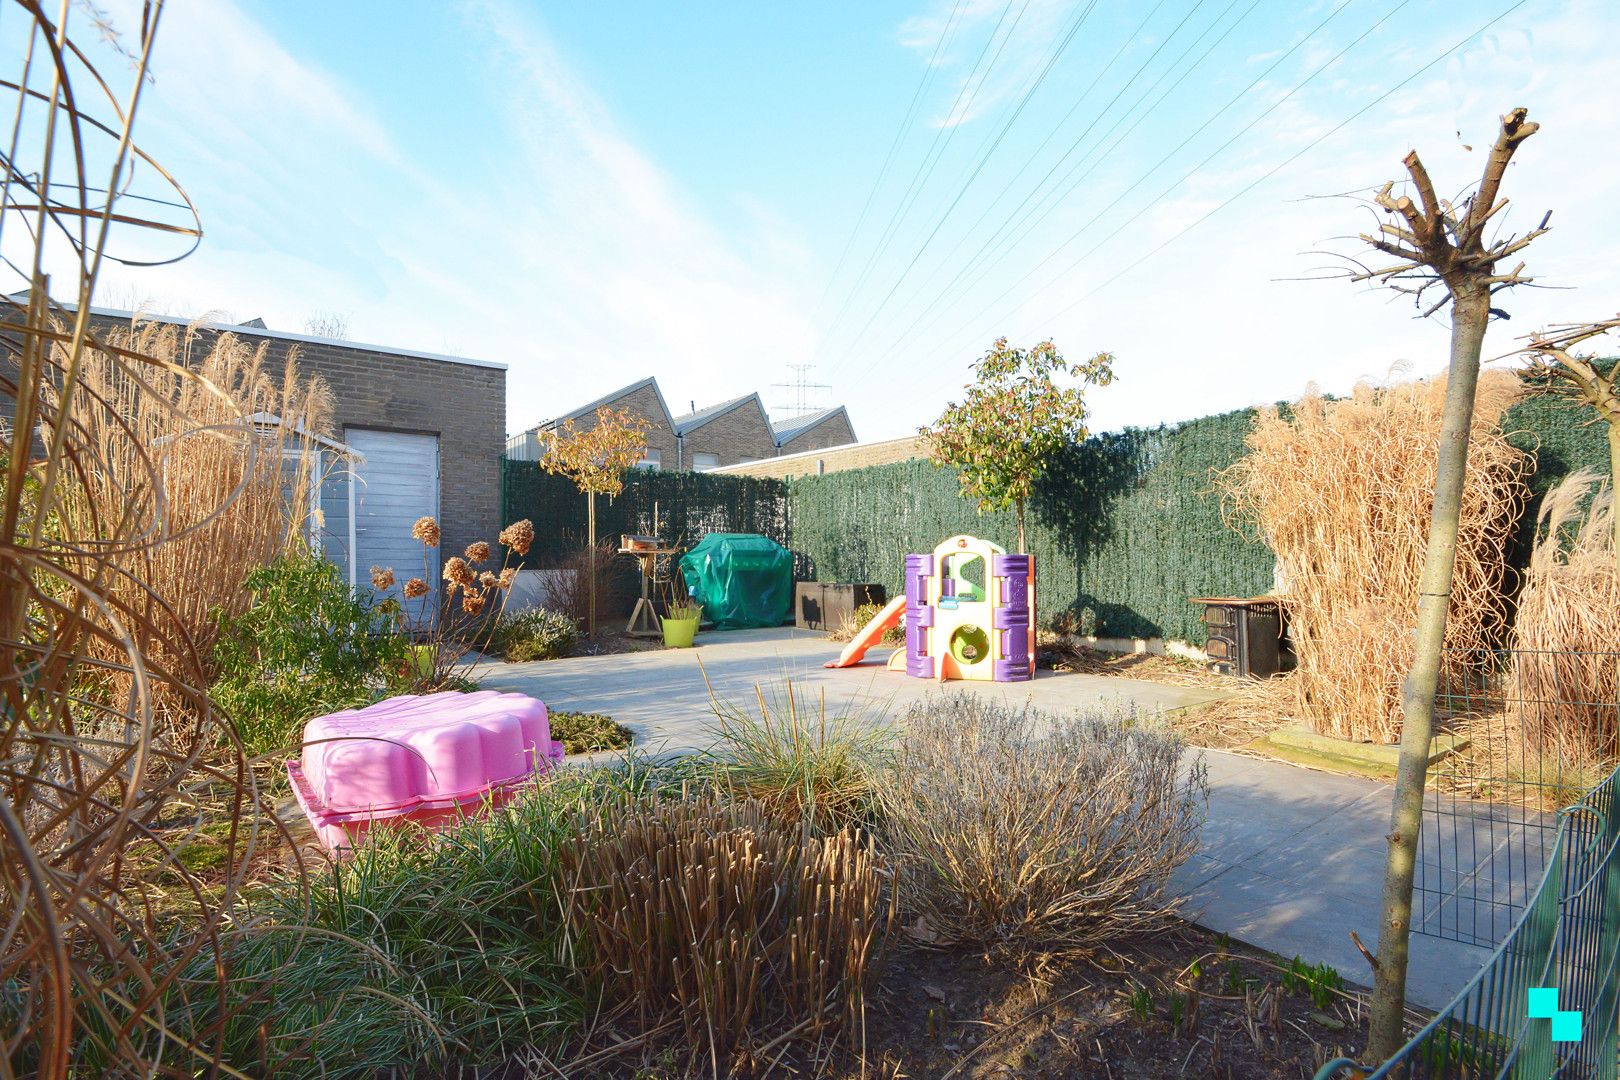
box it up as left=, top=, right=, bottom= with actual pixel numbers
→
left=878, top=694, right=1206, bottom=952
left=1220, top=373, right=1529, bottom=743
left=1510, top=470, right=1620, bottom=764
left=560, top=796, right=892, bottom=1064
left=50, top=320, right=333, bottom=729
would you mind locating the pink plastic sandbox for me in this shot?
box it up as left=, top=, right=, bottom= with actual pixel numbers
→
left=286, top=691, right=564, bottom=853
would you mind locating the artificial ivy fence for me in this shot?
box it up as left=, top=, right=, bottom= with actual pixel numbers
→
left=499, top=461, right=790, bottom=564
left=503, top=381, right=1613, bottom=645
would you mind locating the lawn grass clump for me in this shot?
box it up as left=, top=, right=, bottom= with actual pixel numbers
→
left=548, top=709, right=634, bottom=754
left=560, top=794, right=893, bottom=1065
left=220, top=784, right=588, bottom=1075
left=704, top=671, right=891, bottom=833
left=878, top=693, right=1207, bottom=952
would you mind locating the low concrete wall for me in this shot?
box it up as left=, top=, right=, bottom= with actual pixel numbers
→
left=505, top=568, right=574, bottom=614
left=1078, top=635, right=1208, bottom=663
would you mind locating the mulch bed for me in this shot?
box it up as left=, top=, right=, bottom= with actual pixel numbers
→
left=550, top=922, right=1366, bottom=1079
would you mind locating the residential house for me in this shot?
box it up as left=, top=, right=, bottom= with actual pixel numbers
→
left=505, top=376, right=677, bottom=470
left=671, top=393, right=775, bottom=470
left=4, top=300, right=507, bottom=600
left=771, top=406, right=856, bottom=456
left=509, top=377, right=858, bottom=471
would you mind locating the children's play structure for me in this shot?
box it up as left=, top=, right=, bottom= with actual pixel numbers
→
left=288, top=691, right=564, bottom=853
left=824, top=534, right=1034, bottom=682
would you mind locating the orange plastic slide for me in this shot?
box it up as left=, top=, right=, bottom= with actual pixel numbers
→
left=823, top=595, right=906, bottom=668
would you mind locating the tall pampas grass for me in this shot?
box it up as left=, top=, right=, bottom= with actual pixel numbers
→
left=1220, top=372, right=1530, bottom=743
left=1510, top=470, right=1620, bottom=765
left=49, top=318, right=333, bottom=735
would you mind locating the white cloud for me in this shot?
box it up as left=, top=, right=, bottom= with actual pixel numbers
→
left=15, top=0, right=823, bottom=433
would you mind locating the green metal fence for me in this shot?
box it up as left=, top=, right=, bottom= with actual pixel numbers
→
left=1316, top=761, right=1620, bottom=1079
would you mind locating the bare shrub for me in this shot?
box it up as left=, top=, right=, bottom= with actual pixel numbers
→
left=1219, top=373, right=1529, bottom=743
left=1510, top=470, right=1620, bottom=764
left=560, top=796, right=892, bottom=1064
left=548, top=539, right=635, bottom=634
left=878, top=693, right=1206, bottom=951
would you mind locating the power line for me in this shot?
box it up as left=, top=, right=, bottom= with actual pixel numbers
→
left=862, top=0, right=1359, bottom=374
left=913, top=0, right=1259, bottom=320
left=819, top=0, right=1030, bottom=352
left=819, top=0, right=1117, bottom=370
left=834, top=0, right=1254, bottom=378
left=1041, top=0, right=1532, bottom=322
left=953, top=0, right=1414, bottom=337
left=863, top=0, right=1400, bottom=377
left=815, top=0, right=968, bottom=315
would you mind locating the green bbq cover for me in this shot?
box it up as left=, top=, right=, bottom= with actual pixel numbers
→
left=677, top=533, right=794, bottom=630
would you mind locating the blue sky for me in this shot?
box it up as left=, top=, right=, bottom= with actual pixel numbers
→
left=17, top=0, right=1620, bottom=442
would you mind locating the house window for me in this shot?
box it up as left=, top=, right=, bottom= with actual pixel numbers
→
left=636, top=448, right=662, bottom=470
left=691, top=452, right=720, bottom=472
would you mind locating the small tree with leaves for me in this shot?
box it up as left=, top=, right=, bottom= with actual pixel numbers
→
left=923, top=337, right=1114, bottom=553
left=540, top=405, right=650, bottom=635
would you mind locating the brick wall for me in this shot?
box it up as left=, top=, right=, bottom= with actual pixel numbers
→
left=78, top=312, right=507, bottom=560
left=681, top=399, right=777, bottom=467
left=777, top=410, right=856, bottom=456
left=714, top=435, right=928, bottom=480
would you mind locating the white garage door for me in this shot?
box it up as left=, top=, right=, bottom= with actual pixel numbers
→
left=347, top=429, right=440, bottom=605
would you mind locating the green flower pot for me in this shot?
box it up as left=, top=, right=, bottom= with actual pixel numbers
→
left=408, top=643, right=436, bottom=679
left=661, top=616, right=700, bottom=648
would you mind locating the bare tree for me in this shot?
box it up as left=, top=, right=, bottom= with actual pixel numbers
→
left=1520, top=316, right=1620, bottom=568
left=1345, top=108, right=1547, bottom=1060
left=303, top=310, right=349, bottom=339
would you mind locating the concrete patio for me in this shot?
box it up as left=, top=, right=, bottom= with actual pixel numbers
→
left=477, top=626, right=1543, bottom=1009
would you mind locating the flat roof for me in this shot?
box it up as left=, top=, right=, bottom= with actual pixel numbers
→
left=33, top=297, right=507, bottom=371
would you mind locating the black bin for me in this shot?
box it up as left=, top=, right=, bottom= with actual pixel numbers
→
left=1191, top=597, right=1290, bottom=679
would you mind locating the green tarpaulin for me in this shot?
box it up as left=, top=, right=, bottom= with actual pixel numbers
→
left=678, top=533, right=794, bottom=630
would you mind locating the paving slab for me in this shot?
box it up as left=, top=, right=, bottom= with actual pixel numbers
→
left=476, top=627, right=1531, bottom=1009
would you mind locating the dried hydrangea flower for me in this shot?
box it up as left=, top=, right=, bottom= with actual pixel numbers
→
left=497, top=567, right=516, bottom=590
left=411, top=516, right=441, bottom=547
left=369, top=566, right=396, bottom=591
left=443, top=556, right=475, bottom=588
left=403, top=578, right=430, bottom=600
left=465, top=540, right=491, bottom=563
left=498, top=519, right=534, bottom=557
left=462, top=593, right=487, bottom=615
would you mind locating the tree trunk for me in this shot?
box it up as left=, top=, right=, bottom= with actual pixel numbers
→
left=587, top=493, right=599, bottom=636
left=1366, top=285, right=1492, bottom=1059
left=1015, top=500, right=1027, bottom=555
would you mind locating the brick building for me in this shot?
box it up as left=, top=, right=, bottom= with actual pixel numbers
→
left=672, top=393, right=776, bottom=470
left=507, top=376, right=679, bottom=470
left=7, top=302, right=507, bottom=600
left=771, top=406, right=856, bottom=456
left=509, top=377, right=858, bottom=471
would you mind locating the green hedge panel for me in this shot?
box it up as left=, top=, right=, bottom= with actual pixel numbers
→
left=506, top=371, right=1613, bottom=643
left=785, top=381, right=1615, bottom=645
left=500, top=461, right=789, bottom=566
left=787, top=407, right=1273, bottom=644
